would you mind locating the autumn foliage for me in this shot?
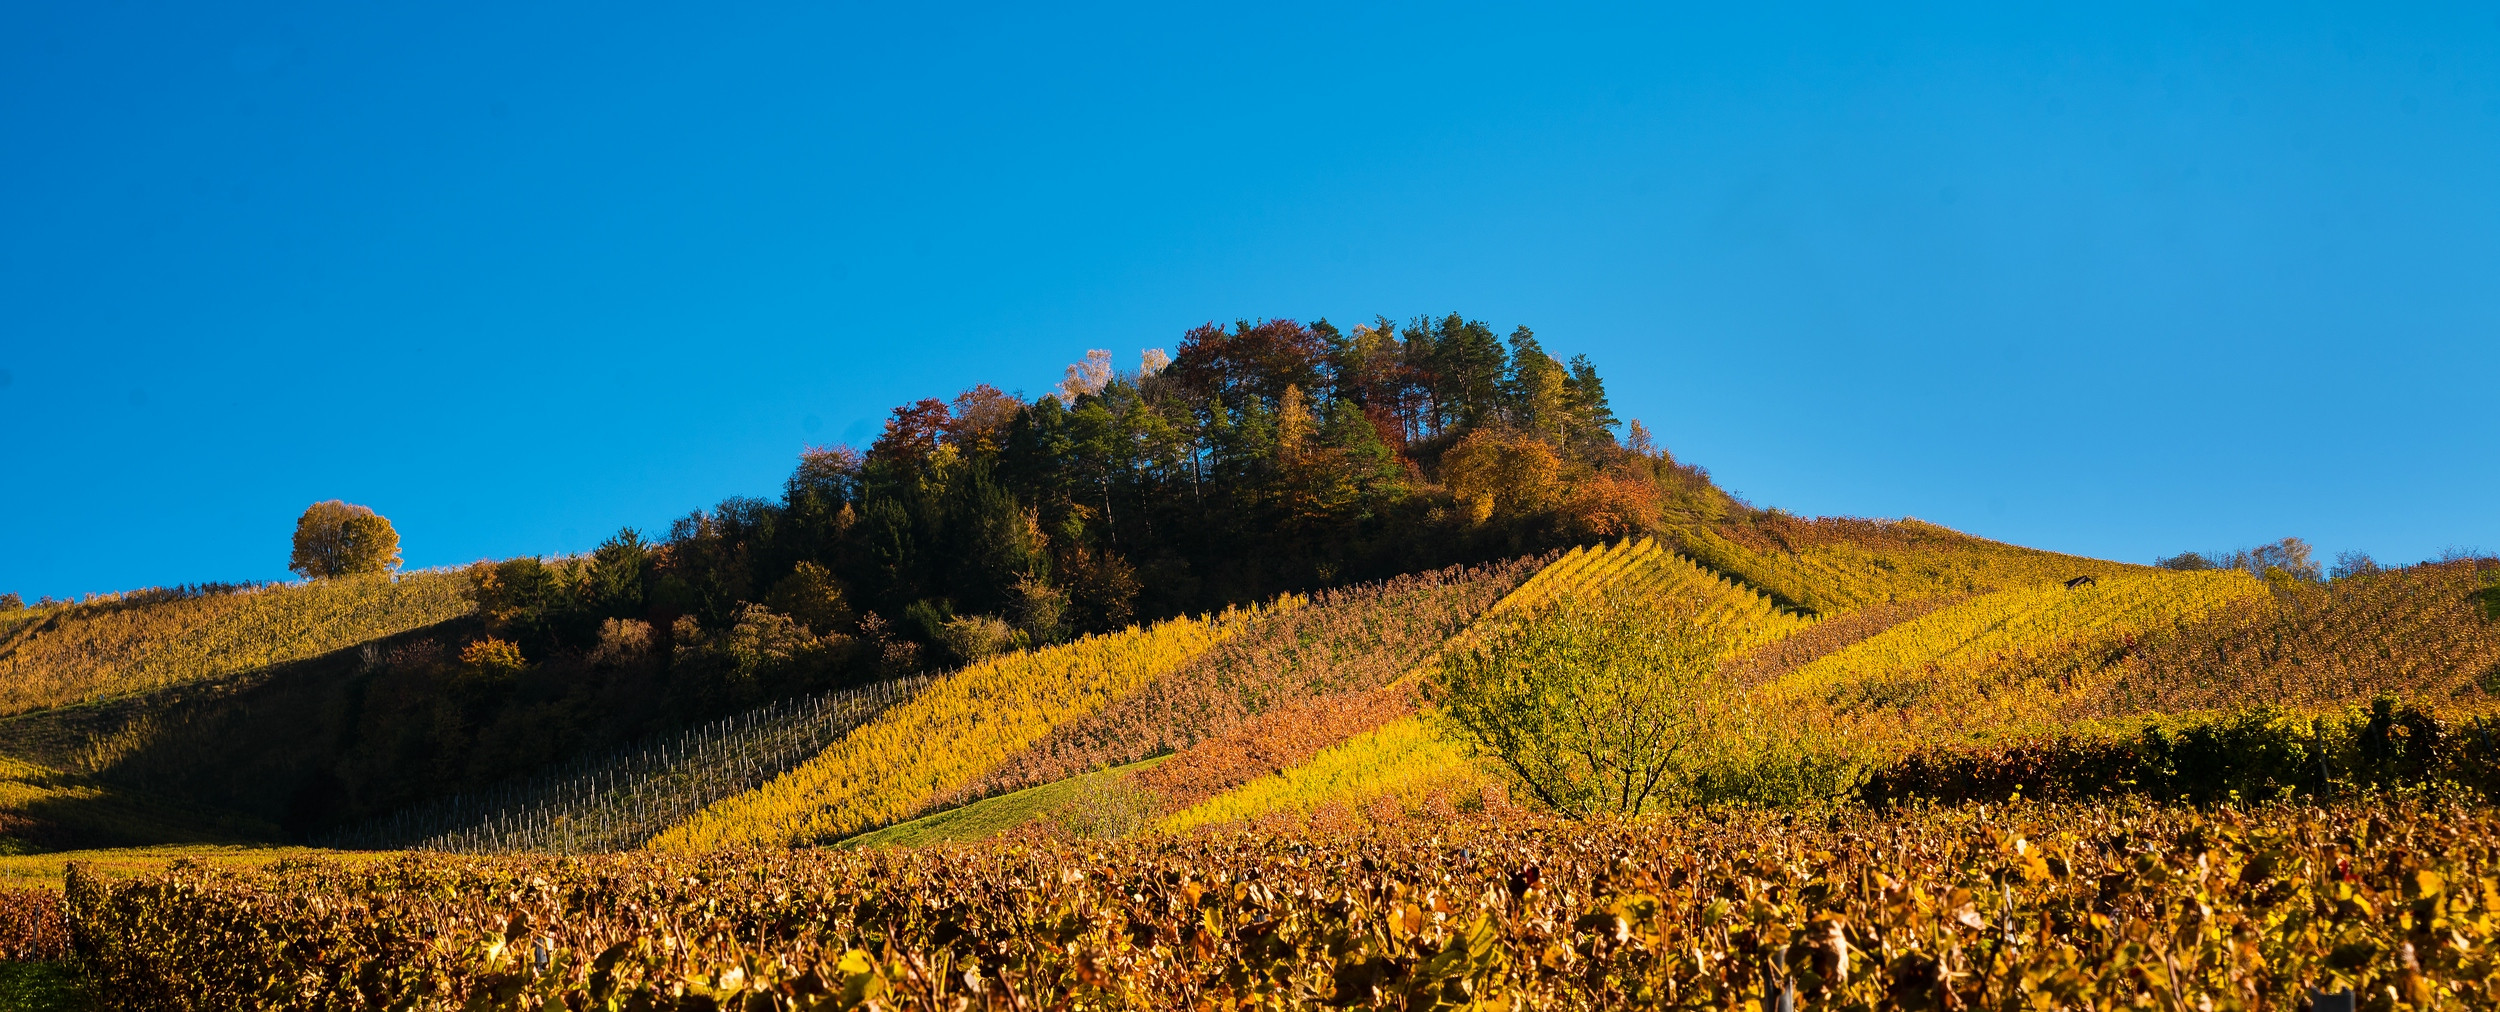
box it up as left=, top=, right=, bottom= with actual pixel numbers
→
left=288, top=500, right=402, bottom=579
left=63, top=800, right=2500, bottom=1010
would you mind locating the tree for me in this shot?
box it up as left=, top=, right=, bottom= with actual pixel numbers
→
left=1440, top=428, right=1565, bottom=526
left=289, top=501, right=401, bottom=579
left=1434, top=586, right=1729, bottom=816
left=764, top=561, right=856, bottom=636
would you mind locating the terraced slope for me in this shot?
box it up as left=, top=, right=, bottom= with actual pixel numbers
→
left=1148, top=538, right=1816, bottom=832
left=2067, top=558, right=2500, bottom=719
left=648, top=607, right=1261, bottom=850
left=939, top=557, right=1543, bottom=809
left=0, top=571, right=473, bottom=716
left=1672, top=516, right=2141, bottom=615
left=1159, top=714, right=1486, bottom=833
left=1755, top=569, right=2270, bottom=755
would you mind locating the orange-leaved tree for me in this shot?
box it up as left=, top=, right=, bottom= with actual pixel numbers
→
left=288, top=500, right=402, bottom=579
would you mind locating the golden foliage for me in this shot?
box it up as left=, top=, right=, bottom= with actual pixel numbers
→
left=1673, top=516, right=2142, bottom=615
left=61, top=800, right=2500, bottom=1010
left=1756, top=569, right=2270, bottom=757
left=287, top=500, right=402, bottom=579
left=648, top=608, right=1258, bottom=850
left=1440, top=428, right=1564, bottom=524
left=1158, top=713, right=1488, bottom=833
left=458, top=637, right=526, bottom=676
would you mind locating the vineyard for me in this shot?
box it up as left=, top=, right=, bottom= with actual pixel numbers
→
left=0, top=570, right=473, bottom=716
left=896, top=538, right=1813, bottom=843
left=2065, top=557, right=2500, bottom=719
left=1757, top=569, right=2270, bottom=748
left=940, top=558, right=1543, bottom=810
left=1156, top=713, right=1491, bottom=832
left=649, top=608, right=1259, bottom=850
left=315, top=676, right=929, bottom=853
left=1670, top=516, right=2141, bottom=615
left=55, top=799, right=2500, bottom=1010
left=3, top=522, right=2497, bottom=1009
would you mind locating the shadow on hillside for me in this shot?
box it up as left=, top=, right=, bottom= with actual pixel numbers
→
left=1, top=778, right=283, bottom=852
left=0, top=613, right=775, bottom=844
left=0, top=617, right=493, bottom=844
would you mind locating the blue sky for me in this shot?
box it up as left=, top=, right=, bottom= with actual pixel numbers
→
left=4, top=2, right=2496, bottom=598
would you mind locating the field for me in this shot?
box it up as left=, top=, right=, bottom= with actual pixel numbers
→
left=1757, top=569, right=2270, bottom=750
left=7, top=523, right=2499, bottom=1010
left=844, top=755, right=1171, bottom=848
left=0, top=571, right=473, bottom=717
left=649, top=608, right=1256, bottom=850
left=56, top=800, right=2500, bottom=1010
left=1670, top=516, right=2142, bottom=614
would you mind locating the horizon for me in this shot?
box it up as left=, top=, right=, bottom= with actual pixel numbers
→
left=6, top=2, right=2497, bottom=599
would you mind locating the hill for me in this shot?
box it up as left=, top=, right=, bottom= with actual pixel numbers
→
left=9, top=314, right=2500, bottom=1009
left=0, top=571, right=471, bottom=717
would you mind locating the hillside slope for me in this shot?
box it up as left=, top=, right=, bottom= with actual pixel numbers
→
left=1671, top=515, right=2141, bottom=614
left=0, top=571, right=473, bottom=716
left=648, top=607, right=1258, bottom=850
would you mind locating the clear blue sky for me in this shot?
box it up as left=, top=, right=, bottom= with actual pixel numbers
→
left=4, top=2, right=2496, bottom=599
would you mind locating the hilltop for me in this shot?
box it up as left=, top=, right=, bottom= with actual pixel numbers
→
left=7, top=315, right=2500, bottom=1007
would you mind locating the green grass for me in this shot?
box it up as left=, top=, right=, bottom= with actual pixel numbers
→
left=843, top=756, right=1171, bottom=848
left=0, top=962, right=87, bottom=1012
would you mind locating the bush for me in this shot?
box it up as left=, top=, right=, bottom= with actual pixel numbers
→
left=935, top=614, right=1023, bottom=665
left=1861, top=697, right=2500, bottom=807
left=458, top=637, right=527, bottom=678
left=585, top=618, right=652, bottom=667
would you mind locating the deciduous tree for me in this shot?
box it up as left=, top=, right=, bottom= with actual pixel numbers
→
left=1435, top=586, right=1728, bottom=816
left=288, top=501, right=401, bottom=579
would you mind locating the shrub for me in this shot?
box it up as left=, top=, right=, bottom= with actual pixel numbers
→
left=1861, top=698, right=2500, bottom=807
left=585, top=617, right=652, bottom=666
left=935, top=614, right=1022, bottom=665
left=458, top=637, right=526, bottom=678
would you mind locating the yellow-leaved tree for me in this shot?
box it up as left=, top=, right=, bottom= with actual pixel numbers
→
left=288, top=500, right=402, bottom=579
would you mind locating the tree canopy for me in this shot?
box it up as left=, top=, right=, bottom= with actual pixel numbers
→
left=289, top=501, right=402, bottom=579
left=461, top=313, right=1736, bottom=684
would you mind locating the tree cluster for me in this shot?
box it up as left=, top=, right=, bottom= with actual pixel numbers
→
left=467, top=314, right=1733, bottom=689
left=2155, top=536, right=2325, bottom=587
